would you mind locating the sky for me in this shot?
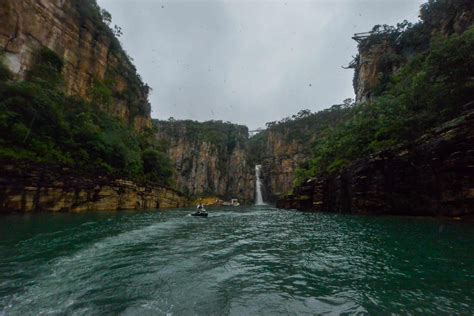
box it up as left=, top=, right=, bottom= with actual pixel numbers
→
left=97, top=0, right=425, bottom=130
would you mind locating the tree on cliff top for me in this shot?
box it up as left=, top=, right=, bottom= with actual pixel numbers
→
left=155, top=119, right=249, bottom=155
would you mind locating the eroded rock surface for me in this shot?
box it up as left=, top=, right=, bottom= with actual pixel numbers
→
left=277, top=109, right=474, bottom=217
left=0, top=164, right=189, bottom=212
left=155, top=121, right=255, bottom=202
left=258, top=129, right=313, bottom=201
left=0, top=0, right=151, bottom=131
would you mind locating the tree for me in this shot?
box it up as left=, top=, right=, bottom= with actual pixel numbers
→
left=100, top=9, right=112, bottom=26
left=142, top=148, right=173, bottom=184
left=296, top=109, right=312, bottom=118
left=342, top=98, right=354, bottom=108
left=113, top=25, right=123, bottom=37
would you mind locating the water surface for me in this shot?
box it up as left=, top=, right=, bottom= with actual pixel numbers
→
left=1, top=206, right=473, bottom=315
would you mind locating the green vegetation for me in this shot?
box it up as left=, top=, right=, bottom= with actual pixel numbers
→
left=350, top=0, right=472, bottom=97
left=142, top=149, right=173, bottom=183
left=295, top=21, right=474, bottom=184
left=155, top=119, right=248, bottom=155
left=247, top=100, right=354, bottom=166
left=0, top=48, right=173, bottom=186
left=264, top=99, right=354, bottom=137
left=0, top=0, right=169, bottom=185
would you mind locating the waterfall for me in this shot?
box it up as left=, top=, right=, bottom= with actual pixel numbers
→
left=255, top=164, right=265, bottom=205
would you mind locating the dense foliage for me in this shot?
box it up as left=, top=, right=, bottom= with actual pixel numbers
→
left=0, top=49, right=173, bottom=186
left=155, top=119, right=248, bottom=155
left=247, top=100, right=354, bottom=166
left=350, top=0, right=472, bottom=96
left=295, top=25, right=474, bottom=184
left=264, top=99, right=354, bottom=137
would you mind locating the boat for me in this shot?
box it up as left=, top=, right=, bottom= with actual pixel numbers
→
left=191, top=205, right=208, bottom=217
left=191, top=211, right=208, bottom=217
left=222, top=198, right=240, bottom=207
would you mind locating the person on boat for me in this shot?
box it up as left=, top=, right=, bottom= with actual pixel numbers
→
left=191, top=204, right=208, bottom=217
left=196, top=204, right=205, bottom=213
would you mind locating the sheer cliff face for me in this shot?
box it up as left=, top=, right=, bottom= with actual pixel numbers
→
left=257, top=129, right=313, bottom=201
left=353, top=0, right=474, bottom=103
left=353, top=41, right=394, bottom=104
left=277, top=107, right=474, bottom=217
left=251, top=106, right=353, bottom=201
left=155, top=120, right=314, bottom=203
left=155, top=121, right=255, bottom=202
left=0, top=0, right=151, bottom=131
left=155, top=119, right=311, bottom=203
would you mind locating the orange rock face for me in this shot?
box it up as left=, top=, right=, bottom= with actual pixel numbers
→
left=259, top=128, right=313, bottom=200
left=155, top=121, right=255, bottom=202
left=354, top=40, right=394, bottom=104
left=0, top=0, right=151, bottom=131
left=0, top=164, right=190, bottom=212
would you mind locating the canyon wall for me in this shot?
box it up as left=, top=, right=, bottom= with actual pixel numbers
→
left=0, top=0, right=151, bottom=131
left=253, top=129, right=313, bottom=202
left=277, top=0, right=474, bottom=215
left=156, top=0, right=474, bottom=205
left=250, top=106, right=352, bottom=202
left=352, top=40, right=394, bottom=104
left=155, top=118, right=323, bottom=203
left=0, top=164, right=189, bottom=212
left=352, top=0, right=474, bottom=103
left=0, top=0, right=191, bottom=213
left=155, top=120, right=255, bottom=202
left=277, top=106, right=474, bottom=217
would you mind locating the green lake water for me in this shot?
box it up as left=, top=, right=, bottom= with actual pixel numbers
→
left=0, top=206, right=473, bottom=315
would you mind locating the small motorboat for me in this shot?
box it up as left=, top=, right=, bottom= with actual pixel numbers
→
left=191, top=204, right=208, bottom=217
left=191, top=211, right=208, bottom=217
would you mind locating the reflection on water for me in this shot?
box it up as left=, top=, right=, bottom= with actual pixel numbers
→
left=0, top=206, right=473, bottom=315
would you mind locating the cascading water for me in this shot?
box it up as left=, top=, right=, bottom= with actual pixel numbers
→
left=255, top=164, right=265, bottom=205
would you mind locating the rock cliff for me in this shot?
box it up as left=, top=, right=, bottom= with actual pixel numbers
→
left=2, top=0, right=471, bottom=214
left=249, top=106, right=352, bottom=202
left=277, top=107, right=474, bottom=217
left=252, top=129, right=313, bottom=202
left=155, top=120, right=255, bottom=202
left=352, top=0, right=474, bottom=103
left=0, top=164, right=189, bottom=212
left=0, top=0, right=190, bottom=213
left=155, top=118, right=328, bottom=203
left=277, top=0, right=474, bottom=215
left=0, top=0, right=151, bottom=131
left=352, top=40, right=395, bottom=104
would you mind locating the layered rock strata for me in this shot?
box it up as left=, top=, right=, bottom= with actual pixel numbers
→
left=258, top=129, right=313, bottom=201
left=277, top=108, right=474, bottom=217
left=155, top=121, right=255, bottom=202
left=0, top=164, right=189, bottom=212
left=0, top=0, right=151, bottom=131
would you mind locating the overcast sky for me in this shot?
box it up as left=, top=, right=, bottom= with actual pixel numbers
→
left=97, top=0, right=424, bottom=129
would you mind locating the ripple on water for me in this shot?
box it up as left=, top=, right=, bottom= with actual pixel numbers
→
left=0, top=207, right=474, bottom=315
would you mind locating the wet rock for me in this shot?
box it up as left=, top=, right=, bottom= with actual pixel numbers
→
left=0, top=165, right=190, bottom=212
left=154, top=121, right=255, bottom=202
left=277, top=110, right=474, bottom=217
